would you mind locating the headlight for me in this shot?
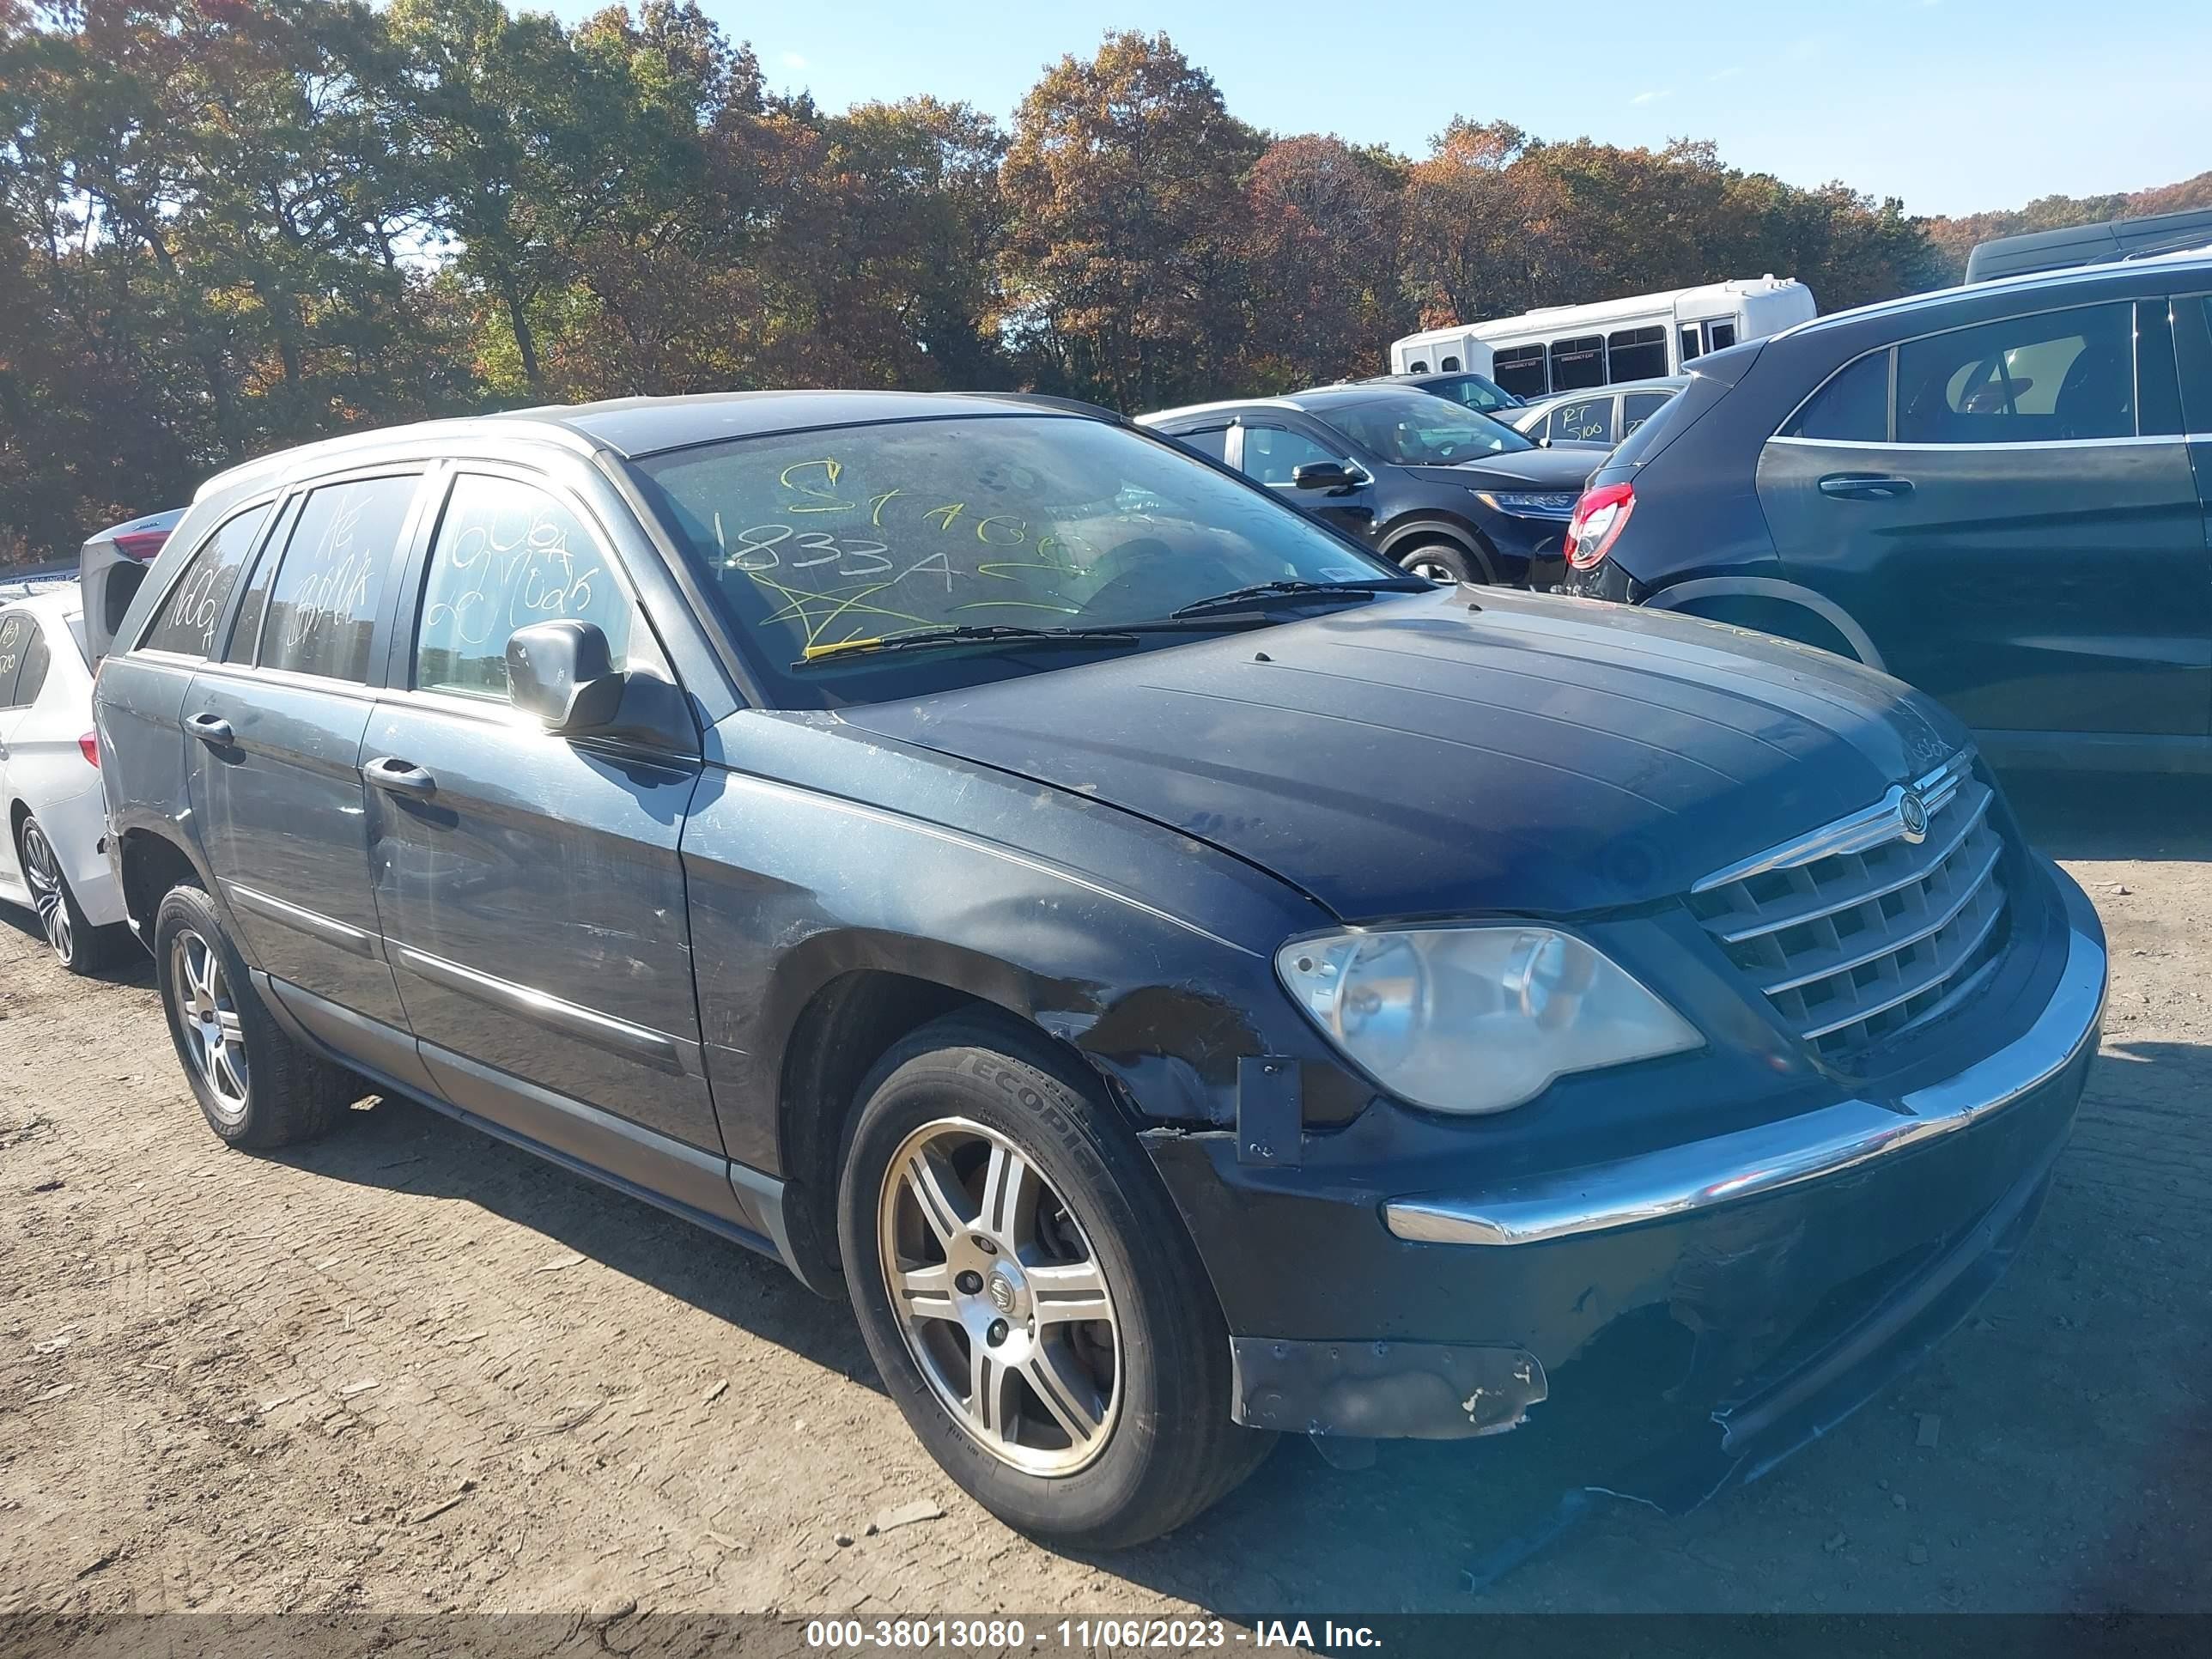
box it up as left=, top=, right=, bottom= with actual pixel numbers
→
left=1472, top=490, right=1578, bottom=515
left=1275, top=926, right=1701, bottom=1115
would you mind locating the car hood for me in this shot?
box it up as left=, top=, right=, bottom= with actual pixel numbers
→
left=1407, top=446, right=1601, bottom=490
left=836, top=587, right=1962, bottom=921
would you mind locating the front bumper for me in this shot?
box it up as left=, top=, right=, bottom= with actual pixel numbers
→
left=1150, top=868, right=2106, bottom=1488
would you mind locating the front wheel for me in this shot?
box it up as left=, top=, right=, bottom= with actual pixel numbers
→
left=1396, top=539, right=1484, bottom=586
left=838, top=1016, right=1270, bottom=1547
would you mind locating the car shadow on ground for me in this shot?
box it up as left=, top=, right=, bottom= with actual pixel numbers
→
left=270, top=1088, right=880, bottom=1395
left=1999, top=767, right=2212, bottom=861
left=0, top=906, right=155, bottom=985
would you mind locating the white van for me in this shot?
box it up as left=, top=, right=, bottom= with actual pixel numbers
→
left=1382, top=327, right=1497, bottom=380
left=1389, top=276, right=1815, bottom=398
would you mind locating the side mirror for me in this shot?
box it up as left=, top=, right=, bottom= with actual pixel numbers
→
left=506, top=620, right=626, bottom=732
left=1291, top=461, right=1360, bottom=492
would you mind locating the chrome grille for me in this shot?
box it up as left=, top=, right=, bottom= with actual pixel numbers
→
left=1688, top=753, right=2010, bottom=1064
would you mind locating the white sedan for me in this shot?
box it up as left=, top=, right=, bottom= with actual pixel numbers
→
left=0, top=581, right=132, bottom=972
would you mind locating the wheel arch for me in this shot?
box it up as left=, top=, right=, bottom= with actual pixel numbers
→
left=1640, top=575, right=1885, bottom=669
left=767, top=948, right=1156, bottom=1293
left=1377, top=514, right=1503, bottom=583
left=116, top=823, right=213, bottom=945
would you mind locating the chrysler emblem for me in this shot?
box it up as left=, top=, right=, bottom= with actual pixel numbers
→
left=1898, top=788, right=1929, bottom=842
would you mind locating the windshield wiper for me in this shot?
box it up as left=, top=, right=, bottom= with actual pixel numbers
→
left=1168, top=578, right=1427, bottom=620
left=792, top=623, right=1142, bottom=670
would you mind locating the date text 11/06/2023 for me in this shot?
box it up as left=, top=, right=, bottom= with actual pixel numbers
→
left=802, top=1619, right=1386, bottom=1650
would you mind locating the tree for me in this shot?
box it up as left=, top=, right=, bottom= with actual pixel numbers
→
left=999, top=31, right=1261, bottom=410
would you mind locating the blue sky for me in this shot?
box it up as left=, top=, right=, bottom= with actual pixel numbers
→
left=534, top=0, right=2209, bottom=217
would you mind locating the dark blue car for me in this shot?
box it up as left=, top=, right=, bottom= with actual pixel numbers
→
left=1563, top=252, right=2212, bottom=775
left=94, top=392, right=2104, bottom=1546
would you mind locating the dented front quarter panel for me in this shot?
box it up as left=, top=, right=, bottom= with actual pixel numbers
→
left=680, top=708, right=1341, bottom=1175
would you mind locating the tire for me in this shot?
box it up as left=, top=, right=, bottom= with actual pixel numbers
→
left=152, top=883, right=353, bottom=1149
left=16, top=815, right=131, bottom=975
left=1396, top=538, right=1482, bottom=586
left=838, top=1014, right=1271, bottom=1547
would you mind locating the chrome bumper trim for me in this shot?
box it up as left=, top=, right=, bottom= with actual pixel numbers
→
left=1384, top=877, right=2106, bottom=1248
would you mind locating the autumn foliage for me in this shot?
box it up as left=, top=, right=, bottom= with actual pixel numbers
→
left=0, top=3, right=2181, bottom=565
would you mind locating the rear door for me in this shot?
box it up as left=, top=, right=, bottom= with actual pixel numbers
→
left=362, top=463, right=723, bottom=1166
left=1758, top=298, right=2209, bottom=737
left=184, top=472, right=434, bottom=1085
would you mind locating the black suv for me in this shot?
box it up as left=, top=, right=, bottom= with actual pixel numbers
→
left=1140, top=385, right=1602, bottom=586
left=1563, top=253, right=2212, bottom=774
left=96, top=392, right=2103, bottom=1546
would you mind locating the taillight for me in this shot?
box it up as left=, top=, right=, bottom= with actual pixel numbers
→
left=79, top=732, right=100, bottom=768
left=1565, top=482, right=1636, bottom=571
left=112, top=529, right=169, bottom=562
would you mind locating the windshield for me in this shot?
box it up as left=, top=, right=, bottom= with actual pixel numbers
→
left=1328, top=392, right=1535, bottom=465
left=635, top=414, right=1407, bottom=701
left=1427, top=374, right=1521, bottom=414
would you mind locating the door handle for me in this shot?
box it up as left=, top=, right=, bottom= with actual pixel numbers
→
left=363, top=756, right=436, bottom=798
left=1818, top=473, right=1915, bottom=501
left=185, top=712, right=234, bottom=746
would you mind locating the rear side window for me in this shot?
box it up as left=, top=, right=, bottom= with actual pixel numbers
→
left=12, top=627, right=51, bottom=706
left=138, top=503, right=272, bottom=658
left=1895, top=302, right=2134, bottom=443
left=260, top=476, right=418, bottom=684
left=0, top=612, right=27, bottom=704
left=2136, top=299, right=2184, bottom=438
left=1783, top=351, right=1891, bottom=443
left=1622, top=391, right=1673, bottom=435
left=1170, top=426, right=1230, bottom=462
left=413, top=473, right=634, bottom=701
left=0, top=612, right=37, bottom=707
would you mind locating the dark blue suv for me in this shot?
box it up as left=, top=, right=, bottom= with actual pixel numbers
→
left=95, top=392, right=2106, bottom=1546
left=1562, top=253, right=2212, bottom=775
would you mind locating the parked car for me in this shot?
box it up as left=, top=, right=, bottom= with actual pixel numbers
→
left=1561, top=249, right=2212, bottom=774
left=1350, top=368, right=1525, bottom=418
left=1138, top=386, right=1601, bottom=586
left=1965, top=205, right=2212, bottom=283
left=0, top=578, right=133, bottom=971
left=96, top=392, right=2104, bottom=1547
left=1507, top=374, right=1688, bottom=447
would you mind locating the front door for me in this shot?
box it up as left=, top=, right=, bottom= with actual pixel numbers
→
left=1233, top=421, right=1377, bottom=542
left=362, top=466, right=721, bottom=1163
left=185, top=474, right=429, bottom=1062
left=1759, top=298, right=2209, bottom=737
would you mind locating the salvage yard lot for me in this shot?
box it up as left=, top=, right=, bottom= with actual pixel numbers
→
left=3, top=775, right=2209, bottom=1620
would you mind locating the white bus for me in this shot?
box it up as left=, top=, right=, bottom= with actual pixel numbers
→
left=1389, top=276, right=1816, bottom=398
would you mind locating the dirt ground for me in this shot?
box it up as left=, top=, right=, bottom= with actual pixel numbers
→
left=2, top=771, right=2209, bottom=1624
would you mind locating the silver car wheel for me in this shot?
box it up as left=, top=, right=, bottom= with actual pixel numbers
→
left=878, top=1117, right=1122, bottom=1476
left=20, top=820, right=73, bottom=964
left=170, top=928, right=249, bottom=1121
left=1407, top=555, right=1459, bottom=584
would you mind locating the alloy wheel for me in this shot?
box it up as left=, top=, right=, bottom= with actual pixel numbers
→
left=170, top=928, right=249, bottom=1122
left=19, top=821, right=72, bottom=965
left=1407, top=555, right=1459, bottom=583
left=877, top=1117, right=1122, bottom=1476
